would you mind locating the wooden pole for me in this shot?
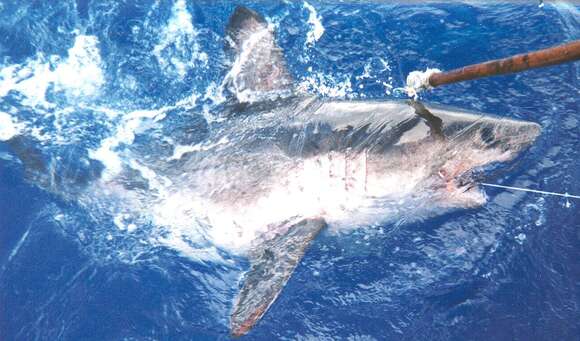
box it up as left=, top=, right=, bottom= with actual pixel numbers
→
left=428, top=40, right=580, bottom=87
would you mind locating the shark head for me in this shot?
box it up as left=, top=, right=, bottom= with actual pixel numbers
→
left=412, top=103, right=541, bottom=209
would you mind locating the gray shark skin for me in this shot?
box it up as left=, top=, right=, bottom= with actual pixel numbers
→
left=172, top=7, right=541, bottom=337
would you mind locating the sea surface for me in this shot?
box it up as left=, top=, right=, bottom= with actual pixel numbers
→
left=0, top=1, right=579, bottom=340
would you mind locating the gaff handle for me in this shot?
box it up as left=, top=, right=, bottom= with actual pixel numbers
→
left=428, top=40, right=580, bottom=87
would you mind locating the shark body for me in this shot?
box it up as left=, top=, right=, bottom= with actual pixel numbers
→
left=1, top=6, right=542, bottom=337
left=184, top=95, right=539, bottom=336
left=171, top=7, right=541, bottom=336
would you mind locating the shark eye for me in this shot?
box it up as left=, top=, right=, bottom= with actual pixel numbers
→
left=479, top=127, right=495, bottom=145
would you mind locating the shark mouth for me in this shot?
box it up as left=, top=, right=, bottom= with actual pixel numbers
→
left=438, top=163, right=473, bottom=191
left=456, top=161, right=516, bottom=191
left=438, top=164, right=488, bottom=197
left=435, top=167, right=487, bottom=206
left=456, top=168, right=484, bottom=192
left=441, top=161, right=512, bottom=202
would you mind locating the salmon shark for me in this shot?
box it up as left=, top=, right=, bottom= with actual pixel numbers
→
left=173, top=6, right=541, bottom=337
left=2, top=6, right=542, bottom=338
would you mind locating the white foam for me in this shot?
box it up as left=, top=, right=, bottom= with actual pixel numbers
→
left=168, top=144, right=201, bottom=161
left=298, top=72, right=353, bottom=98
left=355, top=63, right=373, bottom=81
left=174, top=91, right=199, bottom=109
left=54, top=35, right=104, bottom=97
left=0, top=111, right=24, bottom=141
left=89, top=108, right=167, bottom=180
left=0, top=35, right=104, bottom=107
left=515, top=233, right=527, bottom=244
left=0, top=65, right=21, bottom=98
left=0, top=58, right=55, bottom=108
left=113, top=214, right=129, bottom=230
left=304, top=1, right=325, bottom=47
left=354, top=58, right=395, bottom=95
left=88, top=91, right=198, bottom=180
left=0, top=152, right=14, bottom=161
left=156, top=234, right=226, bottom=264
left=153, top=0, right=208, bottom=79
left=128, top=158, right=172, bottom=194
left=168, top=136, right=229, bottom=161
left=112, top=212, right=140, bottom=233
left=203, top=81, right=226, bottom=106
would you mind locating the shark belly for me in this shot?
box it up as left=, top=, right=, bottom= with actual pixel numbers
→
left=199, top=148, right=424, bottom=253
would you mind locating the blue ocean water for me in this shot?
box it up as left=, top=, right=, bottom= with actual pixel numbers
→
left=0, top=1, right=579, bottom=340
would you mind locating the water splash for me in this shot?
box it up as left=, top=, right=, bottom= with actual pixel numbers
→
left=153, top=0, right=208, bottom=79
left=0, top=34, right=104, bottom=107
left=304, top=1, right=325, bottom=47
left=88, top=108, right=168, bottom=180
left=298, top=71, right=353, bottom=98
left=0, top=111, right=24, bottom=141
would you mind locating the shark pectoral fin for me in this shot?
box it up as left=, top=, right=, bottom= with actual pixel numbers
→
left=225, top=6, right=293, bottom=99
left=230, top=218, right=327, bottom=337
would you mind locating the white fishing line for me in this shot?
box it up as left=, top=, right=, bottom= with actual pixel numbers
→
left=480, top=182, right=580, bottom=199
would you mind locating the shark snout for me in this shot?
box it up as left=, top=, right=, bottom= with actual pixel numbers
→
left=436, top=119, right=541, bottom=207
left=488, top=120, right=541, bottom=153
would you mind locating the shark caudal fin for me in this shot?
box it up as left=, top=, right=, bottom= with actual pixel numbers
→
left=230, top=218, right=326, bottom=337
left=224, top=6, right=294, bottom=102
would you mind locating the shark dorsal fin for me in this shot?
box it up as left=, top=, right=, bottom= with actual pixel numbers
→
left=224, top=6, right=294, bottom=102
left=230, top=218, right=326, bottom=337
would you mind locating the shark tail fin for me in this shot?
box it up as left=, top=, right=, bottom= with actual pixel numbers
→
left=224, top=6, right=294, bottom=102
left=230, top=218, right=326, bottom=337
